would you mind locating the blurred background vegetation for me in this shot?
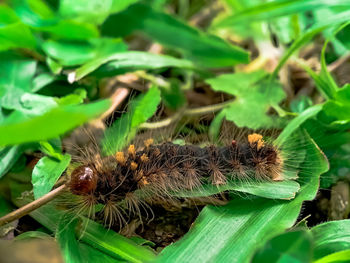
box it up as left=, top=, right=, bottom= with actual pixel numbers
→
left=1, top=0, right=350, bottom=262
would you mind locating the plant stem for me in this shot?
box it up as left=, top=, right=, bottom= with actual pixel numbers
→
left=140, top=100, right=234, bottom=129
left=0, top=184, right=67, bottom=227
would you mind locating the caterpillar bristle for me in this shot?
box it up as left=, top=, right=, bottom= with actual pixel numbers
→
left=130, top=161, right=138, bottom=171
left=128, top=144, right=136, bottom=159
left=144, top=138, right=154, bottom=148
left=115, top=152, right=126, bottom=166
left=64, top=130, right=293, bottom=230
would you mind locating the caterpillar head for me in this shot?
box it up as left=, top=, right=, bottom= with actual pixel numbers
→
left=69, top=165, right=98, bottom=195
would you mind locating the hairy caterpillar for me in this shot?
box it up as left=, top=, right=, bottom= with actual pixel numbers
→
left=64, top=132, right=287, bottom=230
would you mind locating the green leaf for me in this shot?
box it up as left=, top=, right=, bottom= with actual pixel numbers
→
left=11, top=0, right=99, bottom=40
left=0, top=58, right=36, bottom=92
left=56, top=89, right=87, bottom=106
left=102, top=87, right=161, bottom=154
left=12, top=189, right=155, bottom=263
left=102, top=3, right=249, bottom=67
left=251, top=230, right=313, bottom=263
left=312, top=220, right=350, bottom=261
left=0, top=99, right=110, bottom=146
left=59, top=0, right=139, bottom=25
left=110, top=0, right=139, bottom=13
left=271, top=10, right=350, bottom=79
left=41, top=20, right=100, bottom=40
left=32, top=72, right=55, bottom=92
left=130, top=86, right=161, bottom=128
left=79, top=217, right=156, bottom=263
left=32, top=154, right=71, bottom=199
left=0, top=6, right=36, bottom=51
left=75, top=51, right=195, bottom=81
left=208, top=110, right=226, bottom=142
left=214, top=0, right=350, bottom=28
left=172, top=180, right=300, bottom=200
left=0, top=146, right=22, bottom=179
left=299, top=25, right=345, bottom=100
left=15, top=231, right=52, bottom=241
left=157, top=131, right=328, bottom=263
left=56, top=218, right=83, bottom=263
left=42, top=38, right=127, bottom=67
left=0, top=22, right=36, bottom=51
left=8, top=93, right=58, bottom=118
left=0, top=197, right=13, bottom=217
left=320, top=85, right=350, bottom=125
left=290, top=95, right=313, bottom=113
left=206, top=72, right=285, bottom=129
left=79, top=243, right=121, bottom=263
left=314, top=249, right=350, bottom=263
left=59, top=0, right=113, bottom=24
left=275, top=104, right=323, bottom=146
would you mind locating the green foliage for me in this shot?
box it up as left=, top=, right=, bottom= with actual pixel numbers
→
left=102, top=86, right=161, bottom=155
left=206, top=71, right=286, bottom=129
left=1, top=0, right=350, bottom=262
left=252, top=220, right=350, bottom=263
left=32, top=154, right=70, bottom=199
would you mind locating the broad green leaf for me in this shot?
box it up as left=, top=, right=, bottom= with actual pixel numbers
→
left=290, top=95, right=313, bottom=113
left=42, top=38, right=127, bottom=67
left=0, top=197, right=13, bottom=217
left=0, top=5, right=19, bottom=24
left=208, top=110, right=226, bottom=142
left=56, top=218, right=83, bottom=263
left=12, top=93, right=57, bottom=117
left=32, top=72, right=55, bottom=92
left=275, top=104, right=323, bottom=146
left=172, top=180, right=300, bottom=200
left=312, top=220, right=350, bottom=261
left=206, top=72, right=285, bottom=129
left=0, top=58, right=36, bottom=92
left=158, top=131, right=328, bottom=263
left=0, top=146, right=22, bottom=179
left=251, top=230, right=313, bottom=263
left=0, top=5, right=36, bottom=51
left=59, top=0, right=113, bottom=24
left=42, top=41, right=96, bottom=66
left=214, top=0, right=350, bottom=28
left=314, top=249, right=350, bottom=263
left=321, top=85, right=350, bottom=125
left=130, top=86, right=161, bottom=128
left=79, top=243, right=121, bottom=263
left=0, top=99, right=110, bottom=146
left=38, top=20, right=100, bottom=40
left=12, top=194, right=156, bottom=263
left=15, top=231, right=52, bottom=241
left=110, top=0, right=139, bottom=13
left=102, top=87, right=161, bottom=154
left=56, top=89, right=87, bottom=106
left=32, top=154, right=71, bottom=199
left=0, top=197, right=15, bottom=233
left=11, top=0, right=99, bottom=40
left=0, top=22, right=36, bottom=51
left=102, top=3, right=249, bottom=67
left=79, top=217, right=156, bottom=263
left=59, top=0, right=139, bottom=25
left=75, top=51, right=195, bottom=81
left=336, top=24, right=350, bottom=50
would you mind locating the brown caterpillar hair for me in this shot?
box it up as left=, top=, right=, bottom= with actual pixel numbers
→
left=65, top=132, right=284, bottom=228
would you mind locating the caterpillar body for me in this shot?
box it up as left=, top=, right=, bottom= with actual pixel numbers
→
left=66, top=133, right=285, bottom=228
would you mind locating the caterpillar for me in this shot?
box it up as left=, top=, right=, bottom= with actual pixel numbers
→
left=64, top=132, right=287, bottom=230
